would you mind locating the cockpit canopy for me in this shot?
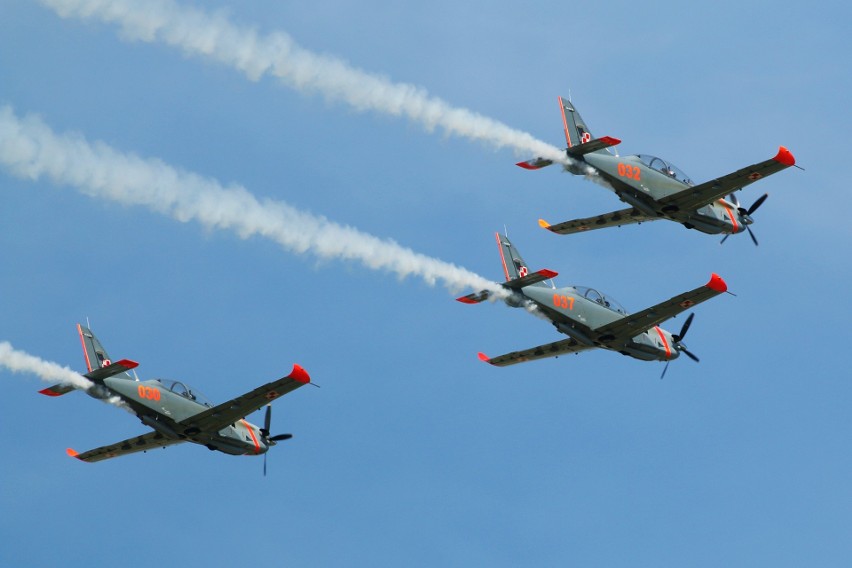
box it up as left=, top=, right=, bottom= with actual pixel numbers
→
left=573, top=286, right=628, bottom=315
left=636, top=154, right=694, bottom=186
left=154, top=379, right=213, bottom=407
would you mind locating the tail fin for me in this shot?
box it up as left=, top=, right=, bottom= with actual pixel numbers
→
left=77, top=324, right=135, bottom=380
left=495, top=233, right=550, bottom=287
left=558, top=96, right=594, bottom=148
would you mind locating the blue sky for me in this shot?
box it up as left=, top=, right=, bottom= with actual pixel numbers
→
left=1, top=1, right=850, bottom=566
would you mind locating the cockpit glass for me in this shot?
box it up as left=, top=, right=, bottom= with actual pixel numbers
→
left=636, top=154, right=693, bottom=186
left=572, top=286, right=628, bottom=315
left=154, top=379, right=214, bottom=407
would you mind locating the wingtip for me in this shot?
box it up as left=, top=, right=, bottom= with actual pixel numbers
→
left=773, top=146, right=795, bottom=167
left=290, top=364, right=311, bottom=384
left=66, top=448, right=83, bottom=461
left=477, top=352, right=492, bottom=364
left=456, top=296, right=477, bottom=304
left=599, top=136, right=622, bottom=146
left=706, top=273, right=728, bottom=293
left=538, top=219, right=552, bottom=230
left=516, top=161, right=539, bottom=170
left=539, top=269, right=559, bottom=279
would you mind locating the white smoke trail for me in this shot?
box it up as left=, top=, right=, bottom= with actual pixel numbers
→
left=0, top=341, right=93, bottom=391
left=0, top=106, right=503, bottom=297
left=0, top=340, right=131, bottom=410
left=38, top=0, right=567, bottom=163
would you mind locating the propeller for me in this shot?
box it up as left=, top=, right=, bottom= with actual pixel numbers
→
left=672, top=313, right=699, bottom=362
left=721, top=193, right=768, bottom=246
left=259, top=404, right=294, bottom=476
left=661, top=313, right=700, bottom=379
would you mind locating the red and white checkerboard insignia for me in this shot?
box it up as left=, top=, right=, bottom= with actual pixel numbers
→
left=680, top=300, right=695, bottom=308
left=102, top=359, right=111, bottom=367
left=518, top=266, right=528, bottom=278
left=265, top=391, right=279, bottom=400
left=580, top=132, right=592, bottom=144
left=748, top=172, right=763, bottom=181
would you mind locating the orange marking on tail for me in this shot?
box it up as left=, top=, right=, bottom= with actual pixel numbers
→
left=495, top=232, right=510, bottom=282
left=77, top=323, right=93, bottom=373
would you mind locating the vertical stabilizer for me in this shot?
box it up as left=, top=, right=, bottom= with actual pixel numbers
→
left=77, top=324, right=135, bottom=380
left=558, top=96, right=595, bottom=148
left=495, top=233, right=548, bottom=287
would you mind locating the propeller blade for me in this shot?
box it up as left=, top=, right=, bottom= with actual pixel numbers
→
left=674, top=313, right=695, bottom=342
left=263, top=452, right=267, bottom=477
left=679, top=346, right=700, bottom=362
left=747, top=193, right=769, bottom=216
left=720, top=233, right=731, bottom=245
left=660, top=360, right=670, bottom=379
left=728, top=193, right=740, bottom=207
left=262, top=404, right=272, bottom=437
left=746, top=225, right=759, bottom=246
left=269, top=433, right=293, bottom=442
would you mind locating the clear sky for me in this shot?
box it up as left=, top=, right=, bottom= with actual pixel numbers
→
left=1, top=1, right=850, bottom=566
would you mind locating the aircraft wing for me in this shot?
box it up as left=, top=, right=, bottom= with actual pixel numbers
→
left=67, top=431, right=183, bottom=463
left=538, top=207, right=656, bottom=235
left=477, top=338, right=593, bottom=367
left=592, top=274, right=728, bottom=343
left=657, top=147, right=795, bottom=212
left=178, top=364, right=311, bottom=433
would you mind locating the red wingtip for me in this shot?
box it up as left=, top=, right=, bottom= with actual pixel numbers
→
left=477, top=352, right=491, bottom=363
left=66, top=448, right=83, bottom=460
left=706, top=273, right=728, bottom=293
left=538, top=269, right=559, bottom=279
left=457, top=296, right=478, bottom=304
left=516, top=161, right=541, bottom=170
left=39, top=387, right=63, bottom=397
left=115, top=359, right=139, bottom=369
left=290, top=364, right=311, bottom=384
left=773, top=146, right=795, bottom=167
left=599, top=136, right=622, bottom=146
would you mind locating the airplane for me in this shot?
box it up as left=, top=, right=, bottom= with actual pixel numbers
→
left=518, top=96, right=797, bottom=245
left=457, top=233, right=728, bottom=376
left=39, top=324, right=310, bottom=471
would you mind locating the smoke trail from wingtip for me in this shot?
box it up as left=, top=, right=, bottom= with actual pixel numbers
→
left=38, top=0, right=567, bottom=163
left=0, top=106, right=502, bottom=297
left=0, top=341, right=93, bottom=391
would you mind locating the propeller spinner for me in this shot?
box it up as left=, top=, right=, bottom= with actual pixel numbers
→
left=721, top=193, right=769, bottom=246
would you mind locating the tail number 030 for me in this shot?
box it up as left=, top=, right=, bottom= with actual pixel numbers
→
left=138, top=385, right=161, bottom=401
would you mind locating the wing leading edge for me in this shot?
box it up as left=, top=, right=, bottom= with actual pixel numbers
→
left=67, top=431, right=184, bottom=463
left=179, top=364, right=311, bottom=433
left=658, top=147, right=795, bottom=213
left=539, top=207, right=656, bottom=236
left=594, top=274, right=728, bottom=343
left=478, top=338, right=593, bottom=367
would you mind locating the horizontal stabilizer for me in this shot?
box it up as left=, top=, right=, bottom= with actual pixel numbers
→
left=565, top=136, right=621, bottom=157
left=84, top=359, right=139, bottom=382
left=457, top=290, right=491, bottom=304
left=39, top=384, right=75, bottom=397
left=516, top=157, right=554, bottom=170
left=502, top=269, right=558, bottom=290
